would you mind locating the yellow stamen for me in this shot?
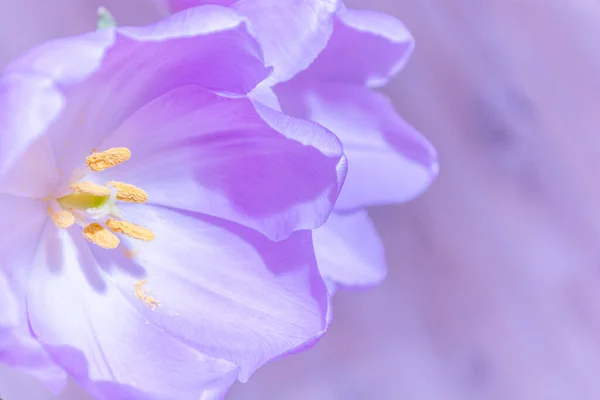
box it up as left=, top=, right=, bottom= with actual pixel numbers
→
left=70, top=181, right=111, bottom=197
left=106, top=218, right=155, bottom=241
left=86, top=147, right=131, bottom=172
left=134, top=279, right=159, bottom=310
left=83, top=223, right=120, bottom=249
left=107, top=181, right=148, bottom=204
left=52, top=210, right=75, bottom=229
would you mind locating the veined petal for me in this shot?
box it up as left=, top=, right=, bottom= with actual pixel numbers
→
left=89, top=204, right=329, bottom=382
left=293, top=7, right=415, bottom=87
left=157, top=0, right=341, bottom=85
left=4, top=6, right=271, bottom=187
left=314, top=210, right=386, bottom=291
left=27, top=223, right=240, bottom=400
left=96, top=85, right=346, bottom=241
left=276, top=81, right=437, bottom=210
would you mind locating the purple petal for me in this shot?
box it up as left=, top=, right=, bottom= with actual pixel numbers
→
left=233, top=0, right=340, bottom=84
left=0, top=0, right=162, bottom=69
left=158, top=0, right=340, bottom=85
left=27, top=223, right=240, bottom=400
left=5, top=6, right=270, bottom=187
left=0, top=196, right=45, bottom=325
left=198, top=376, right=237, bottom=400
left=0, top=273, right=18, bottom=329
left=26, top=204, right=329, bottom=396
left=89, top=204, right=329, bottom=381
left=295, top=7, right=414, bottom=87
left=0, top=195, right=67, bottom=392
left=248, top=83, right=281, bottom=110
left=0, top=73, right=62, bottom=198
left=95, top=85, right=346, bottom=241
left=0, top=365, right=88, bottom=400
left=276, top=81, right=437, bottom=210
left=0, top=333, right=67, bottom=395
left=162, top=0, right=237, bottom=12
left=4, top=30, right=114, bottom=87
left=313, top=210, right=386, bottom=291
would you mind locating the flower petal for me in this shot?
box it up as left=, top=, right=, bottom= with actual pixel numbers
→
left=162, top=0, right=237, bottom=12
left=248, top=83, right=281, bottom=110
left=233, top=0, right=340, bottom=84
left=0, top=195, right=67, bottom=393
left=158, top=0, right=340, bottom=85
left=0, top=73, right=62, bottom=197
left=89, top=204, right=330, bottom=381
left=0, top=196, right=45, bottom=318
left=5, top=6, right=270, bottom=188
left=0, top=196, right=41, bottom=328
left=4, top=29, right=115, bottom=87
left=294, top=7, right=414, bottom=87
left=0, top=333, right=67, bottom=395
left=276, top=81, right=437, bottom=210
left=313, top=210, right=386, bottom=291
left=27, top=223, right=240, bottom=400
left=0, top=365, right=88, bottom=400
left=95, top=85, right=346, bottom=241
left=0, top=0, right=163, bottom=69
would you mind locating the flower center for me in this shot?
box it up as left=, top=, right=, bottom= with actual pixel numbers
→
left=49, top=147, right=155, bottom=250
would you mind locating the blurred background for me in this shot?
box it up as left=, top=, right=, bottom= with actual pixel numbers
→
left=3, top=0, right=600, bottom=399
left=229, top=1, right=600, bottom=399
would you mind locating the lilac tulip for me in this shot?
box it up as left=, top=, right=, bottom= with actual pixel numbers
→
left=0, top=5, right=347, bottom=399
left=159, top=0, right=438, bottom=292
left=158, top=0, right=340, bottom=85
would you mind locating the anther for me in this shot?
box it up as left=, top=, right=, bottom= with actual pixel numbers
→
left=83, top=223, right=120, bottom=249
left=70, top=181, right=111, bottom=197
left=86, top=147, right=131, bottom=172
left=134, top=279, right=159, bottom=310
left=106, top=218, right=155, bottom=241
left=107, top=181, right=148, bottom=204
left=52, top=210, right=75, bottom=229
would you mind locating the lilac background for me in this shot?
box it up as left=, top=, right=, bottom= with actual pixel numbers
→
left=228, top=0, right=600, bottom=399
left=2, top=0, right=600, bottom=399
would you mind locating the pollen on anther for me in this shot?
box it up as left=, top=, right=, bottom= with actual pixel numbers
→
left=83, top=223, right=120, bottom=249
left=86, top=147, right=131, bottom=172
left=71, top=181, right=111, bottom=197
left=107, top=181, right=148, bottom=204
left=134, top=279, right=159, bottom=310
left=52, top=210, right=75, bottom=229
left=106, top=218, right=155, bottom=241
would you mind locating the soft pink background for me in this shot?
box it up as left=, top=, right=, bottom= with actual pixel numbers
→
left=2, top=0, right=600, bottom=399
